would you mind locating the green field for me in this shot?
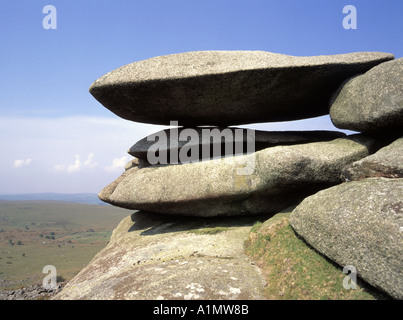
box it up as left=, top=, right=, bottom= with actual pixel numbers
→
left=0, top=201, right=131, bottom=291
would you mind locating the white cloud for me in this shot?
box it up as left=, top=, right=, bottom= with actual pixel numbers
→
left=105, top=156, right=129, bottom=172
left=55, top=153, right=98, bottom=173
left=66, top=154, right=81, bottom=173
left=53, top=164, right=66, bottom=171
left=13, top=158, right=32, bottom=168
left=83, top=153, right=98, bottom=168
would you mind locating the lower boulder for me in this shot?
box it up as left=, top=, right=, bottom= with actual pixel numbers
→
left=53, top=212, right=267, bottom=300
left=290, top=178, right=403, bottom=299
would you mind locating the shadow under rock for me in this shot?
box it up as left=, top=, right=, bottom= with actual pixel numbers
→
left=127, top=210, right=276, bottom=236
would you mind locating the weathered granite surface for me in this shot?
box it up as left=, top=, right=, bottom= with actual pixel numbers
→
left=290, top=178, right=403, bottom=299
left=90, top=51, right=393, bottom=126
left=330, top=58, right=402, bottom=133
left=100, top=135, right=383, bottom=217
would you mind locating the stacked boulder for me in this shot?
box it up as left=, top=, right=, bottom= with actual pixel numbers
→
left=85, top=51, right=402, bottom=299
left=290, top=58, right=403, bottom=299
left=90, top=50, right=395, bottom=217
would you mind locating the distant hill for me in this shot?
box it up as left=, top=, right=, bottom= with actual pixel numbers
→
left=0, top=193, right=105, bottom=205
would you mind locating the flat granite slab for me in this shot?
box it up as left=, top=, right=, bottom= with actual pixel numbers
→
left=100, top=135, right=383, bottom=217
left=128, top=128, right=346, bottom=163
left=89, top=51, right=393, bottom=126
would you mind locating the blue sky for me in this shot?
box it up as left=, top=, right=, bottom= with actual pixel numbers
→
left=0, top=0, right=402, bottom=194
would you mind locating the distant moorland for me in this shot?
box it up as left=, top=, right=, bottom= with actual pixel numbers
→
left=0, top=193, right=104, bottom=205
left=0, top=199, right=131, bottom=291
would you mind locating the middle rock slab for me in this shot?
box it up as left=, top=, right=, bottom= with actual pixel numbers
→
left=100, top=135, right=382, bottom=217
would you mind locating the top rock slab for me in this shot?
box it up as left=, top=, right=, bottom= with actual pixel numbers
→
left=90, top=51, right=394, bottom=126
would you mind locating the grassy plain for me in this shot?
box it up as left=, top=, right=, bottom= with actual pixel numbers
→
left=0, top=200, right=131, bottom=291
